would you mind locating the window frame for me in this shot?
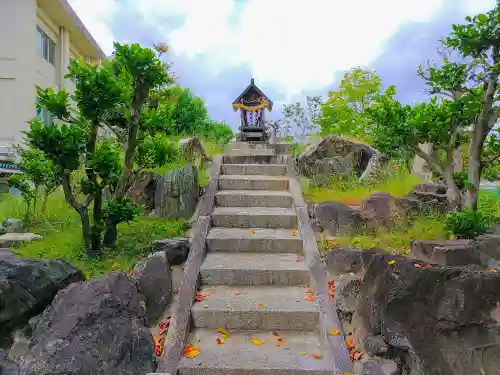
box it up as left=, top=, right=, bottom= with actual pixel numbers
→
left=36, top=26, right=56, bottom=66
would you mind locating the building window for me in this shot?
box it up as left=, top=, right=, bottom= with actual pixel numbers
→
left=36, top=26, right=56, bottom=65
left=36, top=107, right=52, bottom=125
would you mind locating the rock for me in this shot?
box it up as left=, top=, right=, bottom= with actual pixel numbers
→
left=410, top=239, right=471, bottom=263
left=335, top=273, right=362, bottom=313
left=0, top=233, right=42, bottom=248
left=0, top=223, right=7, bottom=235
left=313, top=156, right=351, bottom=177
left=125, top=170, right=160, bottom=210
left=153, top=237, right=190, bottom=266
left=473, top=235, right=500, bottom=263
left=430, top=243, right=494, bottom=268
left=314, top=202, right=365, bottom=236
left=19, top=273, right=154, bottom=375
left=356, top=357, right=400, bottom=375
left=131, top=253, right=172, bottom=325
left=412, top=183, right=447, bottom=195
left=179, top=137, right=208, bottom=166
left=359, top=153, right=388, bottom=182
left=360, top=193, right=406, bottom=229
left=324, top=247, right=363, bottom=275
left=0, top=251, right=83, bottom=336
left=3, top=219, right=23, bottom=234
left=354, top=248, right=500, bottom=375
left=297, top=136, right=381, bottom=178
left=363, top=335, right=390, bottom=357
left=0, top=349, right=19, bottom=375
left=399, top=184, right=450, bottom=214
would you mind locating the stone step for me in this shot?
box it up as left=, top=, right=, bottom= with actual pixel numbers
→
left=215, top=190, right=293, bottom=208
left=211, top=207, right=297, bottom=229
left=206, top=228, right=302, bottom=253
left=221, top=163, right=287, bottom=176
left=225, top=148, right=274, bottom=156
left=192, top=285, right=318, bottom=331
left=178, top=329, right=332, bottom=375
left=218, top=175, right=289, bottom=191
left=223, top=155, right=274, bottom=165
left=199, top=252, right=309, bottom=286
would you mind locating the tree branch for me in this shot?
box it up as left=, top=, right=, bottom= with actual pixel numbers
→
left=411, top=145, right=444, bottom=176
left=61, top=171, right=84, bottom=211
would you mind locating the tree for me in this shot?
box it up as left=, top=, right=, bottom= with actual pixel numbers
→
left=317, top=67, right=381, bottom=140
left=282, top=96, right=321, bottom=143
left=266, top=118, right=290, bottom=144
left=25, top=42, right=171, bottom=256
left=168, top=86, right=208, bottom=135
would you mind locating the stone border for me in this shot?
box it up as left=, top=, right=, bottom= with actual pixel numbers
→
left=285, top=156, right=354, bottom=374
left=156, top=155, right=222, bottom=374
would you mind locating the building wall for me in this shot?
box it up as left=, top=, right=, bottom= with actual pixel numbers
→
left=0, top=0, right=104, bottom=150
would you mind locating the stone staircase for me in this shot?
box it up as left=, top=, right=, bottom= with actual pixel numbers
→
left=172, top=143, right=346, bottom=375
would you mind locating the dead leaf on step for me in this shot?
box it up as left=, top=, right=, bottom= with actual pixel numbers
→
left=277, top=338, right=285, bottom=345
left=195, top=292, right=208, bottom=301
left=250, top=231, right=256, bottom=235
left=296, top=257, right=301, bottom=262
left=272, top=331, right=281, bottom=337
left=217, top=328, right=230, bottom=338
left=350, top=350, right=363, bottom=361
left=291, top=231, right=297, bottom=236
left=257, top=303, right=264, bottom=309
left=304, top=290, right=315, bottom=302
left=388, top=260, right=396, bottom=265
left=183, top=345, right=200, bottom=358
left=488, top=268, right=500, bottom=273
left=345, top=338, right=354, bottom=350
left=299, top=351, right=308, bottom=356
left=328, top=329, right=340, bottom=335
left=311, top=353, right=322, bottom=359
left=216, top=337, right=225, bottom=345
left=251, top=337, right=265, bottom=345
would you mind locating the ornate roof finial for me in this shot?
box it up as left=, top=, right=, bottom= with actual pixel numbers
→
left=251, top=78, right=255, bottom=85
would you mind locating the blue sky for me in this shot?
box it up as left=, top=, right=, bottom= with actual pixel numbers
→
left=69, top=0, right=496, bottom=128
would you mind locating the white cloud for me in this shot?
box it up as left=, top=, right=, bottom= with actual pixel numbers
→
left=69, top=0, right=498, bottom=98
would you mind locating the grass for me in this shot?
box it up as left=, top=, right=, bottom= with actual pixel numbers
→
left=0, top=192, right=187, bottom=278
left=304, top=164, right=500, bottom=255
left=303, top=166, right=421, bottom=205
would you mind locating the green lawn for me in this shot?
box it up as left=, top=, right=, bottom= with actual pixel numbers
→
left=0, top=193, right=187, bottom=278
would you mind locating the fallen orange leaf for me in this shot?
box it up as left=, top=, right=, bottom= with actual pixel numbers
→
left=345, top=338, right=354, bottom=350
left=184, top=348, right=201, bottom=358
left=488, top=268, right=500, bottom=273
left=272, top=332, right=281, bottom=337
left=158, top=318, right=170, bottom=335
left=250, top=231, right=256, bottom=235
left=195, top=292, right=207, bottom=302
left=351, top=350, right=363, bottom=361
left=217, top=328, right=230, bottom=338
left=257, top=303, right=264, bottom=309
left=328, top=329, right=340, bottom=335
left=277, top=338, right=286, bottom=345
left=291, top=231, right=297, bottom=236
left=216, top=337, right=224, bottom=345
left=311, top=353, right=322, bottom=359
left=173, top=288, right=179, bottom=295
left=296, top=257, right=301, bottom=262
left=251, top=337, right=265, bottom=345
left=234, top=291, right=241, bottom=295
left=183, top=345, right=194, bottom=354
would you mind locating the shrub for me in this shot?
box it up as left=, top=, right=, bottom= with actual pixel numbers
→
left=445, top=209, right=493, bottom=239
left=136, top=135, right=178, bottom=169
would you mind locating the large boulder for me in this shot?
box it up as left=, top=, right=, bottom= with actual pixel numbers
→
left=0, top=251, right=83, bottom=336
left=360, top=193, right=406, bottom=229
left=179, top=138, right=209, bottom=166
left=297, top=136, right=381, bottom=179
left=152, top=237, right=190, bottom=266
left=399, top=183, right=450, bottom=215
left=125, top=170, right=161, bottom=210
left=313, top=202, right=365, bottom=236
left=19, top=273, right=155, bottom=375
left=324, top=246, right=364, bottom=275
left=130, top=253, right=173, bottom=325
left=354, top=249, right=500, bottom=375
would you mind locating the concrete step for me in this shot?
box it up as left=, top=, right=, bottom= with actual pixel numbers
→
left=223, top=155, right=274, bottom=165
left=192, top=285, right=318, bottom=331
left=218, top=175, right=289, bottom=191
left=200, top=252, right=309, bottom=286
left=225, top=148, right=274, bottom=156
left=215, top=190, right=293, bottom=208
left=206, top=228, right=302, bottom=253
left=221, top=163, right=287, bottom=176
left=178, top=329, right=332, bottom=375
left=211, top=207, right=297, bottom=229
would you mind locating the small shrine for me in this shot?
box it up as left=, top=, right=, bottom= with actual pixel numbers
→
left=232, top=78, right=273, bottom=142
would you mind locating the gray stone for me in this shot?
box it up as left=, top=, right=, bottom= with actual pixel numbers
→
left=355, top=249, right=500, bottom=375
left=430, top=243, right=490, bottom=267
left=412, top=183, right=447, bottom=195
left=356, top=357, right=400, bottom=375
left=360, top=192, right=406, bottom=229
left=131, top=254, right=173, bottom=326
left=153, top=237, right=190, bottom=266
left=0, top=223, right=7, bottom=235
left=179, top=137, right=208, bottom=166
left=0, top=251, right=83, bottom=336
left=297, top=136, right=380, bottom=178
left=19, top=273, right=154, bottom=375
left=410, top=239, right=470, bottom=263
left=0, top=348, right=19, bottom=375
left=364, top=335, right=390, bottom=357
left=0, top=233, right=42, bottom=248
left=125, top=170, right=160, bottom=210
left=325, top=247, right=364, bottom=275
left=335, top=274, right=362, bottom=313
left=3, top=219, right=23, bottom=234
left=314, top=201, right=365, bottom=236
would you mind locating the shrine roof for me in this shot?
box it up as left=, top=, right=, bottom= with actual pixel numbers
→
left=232, top=78, right=273, bottom=111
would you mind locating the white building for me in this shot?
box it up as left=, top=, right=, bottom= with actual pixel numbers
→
left=0, top=0, right=106, bottom=155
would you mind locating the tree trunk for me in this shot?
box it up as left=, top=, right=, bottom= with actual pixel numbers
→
left=91, top=189, right=103, bottom=251
left=443, top=165, right=461, bottom=212
left=42, top=189, right=48, bottom=216
left=78, top=207, right=93, bottom=257
left=103, top=221, right=118, bottom=248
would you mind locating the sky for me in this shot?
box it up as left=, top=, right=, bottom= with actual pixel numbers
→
left=68, top=0, right=497, bottom=129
